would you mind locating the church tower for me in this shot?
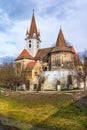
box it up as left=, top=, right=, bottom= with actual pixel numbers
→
left=25, top=11, right=41, bottom=57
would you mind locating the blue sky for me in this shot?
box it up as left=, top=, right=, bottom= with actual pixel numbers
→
left=0, top=0, right=87, bottom=58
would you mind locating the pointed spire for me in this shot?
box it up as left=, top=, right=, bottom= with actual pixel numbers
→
left=28, top=10, right=40, bottom=39
left=56, top=28, right=66, bottom=47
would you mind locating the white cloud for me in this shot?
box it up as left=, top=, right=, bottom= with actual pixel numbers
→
left=0, top=0, right=87, bottom=59
left=0, top=18, right=30, bottom=57
left=0, top=9, right=13, bottom=28
left=35, top=0, right=87, bottom=52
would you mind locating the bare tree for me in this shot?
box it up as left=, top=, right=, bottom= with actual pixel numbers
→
left=0, top=62, right=22, bottom=90
left=77, top=50, right=87, bottom=91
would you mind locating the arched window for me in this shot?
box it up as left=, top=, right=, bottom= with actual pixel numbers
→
left=29, top=44, right=31, bottom=48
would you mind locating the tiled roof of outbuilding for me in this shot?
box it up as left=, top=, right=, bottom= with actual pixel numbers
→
left=27, top=61, right=36, bottom=69
left=69, top=46, right=79, bottom=60
left=15, top=49, right=33, bottom=61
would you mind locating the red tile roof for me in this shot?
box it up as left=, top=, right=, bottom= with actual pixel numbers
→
left=15, top=49, right=33, bottom=61
left=69, top=46, right=82, bottom=65
left=27, top=61, right=36, bottom=69
left=69, top=46, right=78, bottom=60
left=70, top=46, right=76, bottom=54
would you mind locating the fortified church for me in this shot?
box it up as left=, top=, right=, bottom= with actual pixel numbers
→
left=14, top=12, right=81, bottom=90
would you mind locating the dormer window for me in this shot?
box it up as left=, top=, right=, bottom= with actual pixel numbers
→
left=29, top=44, right=31, bottom=48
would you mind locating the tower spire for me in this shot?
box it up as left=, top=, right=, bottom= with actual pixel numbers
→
left=56, top=28, right=66, bottom=47
left=28, top=10, right=40, bottom=40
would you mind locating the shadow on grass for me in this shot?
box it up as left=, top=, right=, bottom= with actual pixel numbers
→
left=75, top=94, right=87, bottom=108
left=0, top=122, right=20, bottom=130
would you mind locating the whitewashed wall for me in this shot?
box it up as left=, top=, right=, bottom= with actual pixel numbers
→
left=40, top=70, right=83, bottom=90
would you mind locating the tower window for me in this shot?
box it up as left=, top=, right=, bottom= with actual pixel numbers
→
left=37, top=42, right=39, bottom=48
left=29, top=40, right=31, bottom=43
left=29, top=44, right=31, bottom=48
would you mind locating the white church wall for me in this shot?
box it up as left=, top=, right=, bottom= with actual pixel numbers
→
left=40, top=70, right=78, bottom=91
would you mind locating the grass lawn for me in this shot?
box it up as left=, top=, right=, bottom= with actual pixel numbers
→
left=0, top=91, right=87, bottom=130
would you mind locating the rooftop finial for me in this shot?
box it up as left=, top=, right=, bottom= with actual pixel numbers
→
left=60, top=25, right=61, bottom=29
